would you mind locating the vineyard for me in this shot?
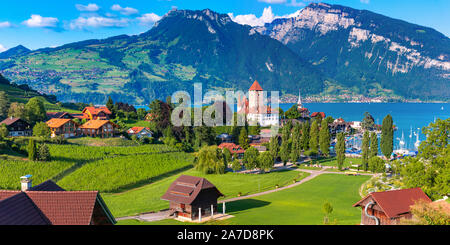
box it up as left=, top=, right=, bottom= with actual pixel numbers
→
left=57, top=152, right=194, bottom=192
left=0, top=143, right=193, bottom=192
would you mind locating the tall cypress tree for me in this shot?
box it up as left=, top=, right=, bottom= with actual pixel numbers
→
left=239, top=127, right=249, bottom=149
left=381, top=114, right=394, bottom=159
left=336, top=133, right=345, bottom=170
left=369, top=132, right=378, bottom=158
left=309, top=120, right=319, bottom=153
left=269, top=136, right=279, bottom=160
left=361, top=131, right=370, bottom=171
left=319, top=120, right=330, bottom=157
left=290, top=124, right=302, bottom=163
left=28, top=139, right=37, bottom=161
left=300, top=121, right=310, bottom=150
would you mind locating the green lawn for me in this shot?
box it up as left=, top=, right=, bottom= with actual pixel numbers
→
left=122, top=174, right=369, bottom=225
left=103, top=169, right=307, bottom=218
left=67, top=137, right=140, bottom=147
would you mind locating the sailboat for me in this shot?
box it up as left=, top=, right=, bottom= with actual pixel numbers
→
left=394, top=131, right=409, bottom=155
left=414, top=128, right=421, bottom=150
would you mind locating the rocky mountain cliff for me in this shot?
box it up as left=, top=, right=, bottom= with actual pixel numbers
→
left=255, top=2, right=450, bottom=100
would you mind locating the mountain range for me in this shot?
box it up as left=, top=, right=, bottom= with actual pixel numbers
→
left=0, top=3, right=449, bottom=104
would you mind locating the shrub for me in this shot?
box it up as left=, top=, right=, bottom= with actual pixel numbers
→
left=37, top=144, right=51, bottom=162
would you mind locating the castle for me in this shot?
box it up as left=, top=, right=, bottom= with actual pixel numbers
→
left=237, top=80, right=279, bottom=127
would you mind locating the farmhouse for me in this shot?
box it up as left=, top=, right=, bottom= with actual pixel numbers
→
left=82, top=106, right=112, bottom=120
left=46, top=118, right=80, bottom=138
left=0, top=117, right=32, bottom=137
left=46, top=111, right=75, bottom=120
left=127, top=127, right=153, bottom=139
left=0, top=176, right=116, bottom=225
left=161, top=175, right=224, bottom=222
left=218, top=143, right=245, bottom=158
left=353, top=187, right=432, bottom=225
left=79, top=120, right=118, bottom=138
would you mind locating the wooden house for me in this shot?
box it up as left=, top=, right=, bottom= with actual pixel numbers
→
left=161, top=175, right=224, bottom=221
left=0, top=117, right=32, bottom=137
left=0, top=176, right=116, bottom=225
left=82, top=106, right=112, bottom=120
left=46, top=118, right=80, bottom=138
left=353, top=188, right=432, bottom=225
left=79, top=120, right=118, bottom=138
left=46, top=111, right=75, bottom=120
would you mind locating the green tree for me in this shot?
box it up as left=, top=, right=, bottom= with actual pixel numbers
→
left=136, top=108, right=147, bottom=120
left=231, top=160, right=242, bottom=172
left=309, top=120, right=319, bottom=153
left=381, top=114, right=394, bottom=159
left=319, top=120, right=330, bottom=156
left=0, top=91, right=9, bottom=119
left=368, top=156, right=385, bottom=173
left=323, top=201, right=334, bottom=224
left=243, top=147, right=259, bottom=170
left=8, top=102, right=27, bottom=119
left=25, top=97, right=46, bottom=125
left=37, top=144, right=51, bottom=162
left=195, top=145, right=225, bottom=174
left=258, top=151, right=274, bottom=172
left=106, top=96, right=114, bottom=111
left=222, top=147, right=232, bottom=165
left=268, top=136, right=279, bottom=160
left=290, top=124, right=302, bottom=163
left=279, top=140, right=291, bottom=166
left=239, top=127, right=249, bottom=149
left=28, top=139, right=37, bottom=161
left=0, top=123, right=9, bottom=139
left=361, top=112, right=375, bottom=131
left=281, top=122, right=292, bottom=143
left=284, top=104, right=301, bottom=119
left=369, top=132, right=378, bottom=158
left=361, top=131, right=370, bottom=171
left=300, top=122, right=310, bottom=150
left=336, top=133, right=345, bottom=171
left=33, top=122, right=51, bottom=138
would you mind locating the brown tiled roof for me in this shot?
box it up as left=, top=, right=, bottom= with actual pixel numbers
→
left=71, top=113, right=90, bottom=120
left=46, top=112, right=72, bottom=119
left=161, top=175, right=223, bottom=205
left=311, top=112, right=326, bottom=118
left=249, top=80, right=263, bottom=91
left=0, top=192, right=51, bottom=225
left=46, top=118, right=75, bottom=128
left=218, top=143, right=245, bottom=154
left=0, top=117, right=22, bottom=126
left=29, top=180, right=65, bottom=192
left=79, top=120, right=117, bottom=129
left=0, top=190, right=21, bottom=201
left=353, top=188, right=432, bottom=218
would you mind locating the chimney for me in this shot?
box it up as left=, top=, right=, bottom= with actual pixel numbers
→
left=20, top=175, right=32, bottom=192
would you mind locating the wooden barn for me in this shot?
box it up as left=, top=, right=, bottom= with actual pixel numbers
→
left=353, top=187, right=431, bottom=225
left=161, top=175, right=224, bottom=221
left=0, top=117, right=32, bottom=137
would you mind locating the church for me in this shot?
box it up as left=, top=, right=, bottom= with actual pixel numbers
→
left=237, top=80, right=279, bottom=127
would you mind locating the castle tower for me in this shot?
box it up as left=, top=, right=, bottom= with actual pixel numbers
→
left=248, top=80, right=264, bottom=114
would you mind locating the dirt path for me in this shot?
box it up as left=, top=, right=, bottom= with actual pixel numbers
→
left=117, top=168, right=373, bottom=222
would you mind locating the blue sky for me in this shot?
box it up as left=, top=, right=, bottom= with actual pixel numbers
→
left=0, top=0, right=449, bottom=51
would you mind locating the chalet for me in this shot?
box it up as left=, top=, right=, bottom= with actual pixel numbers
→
left=0, top=175, right=116, bottom=225
left=0, top=117, right=32, bottom=137
left=353, top=188, right=432, bottom=225
left=127, top=127, right=153, bottom=139
left=79, top=120, right=118, bottom=138
left=46, top=111, right=74, bottom=120
left=46, top=118, right=80, bottom=138
left=330, top=118, right=351, bottom=134
left=82, top=106, right=112, bottom=120
left=218, top=143, right=245, bottom=159
left=161, top=175, right=224, bottom=222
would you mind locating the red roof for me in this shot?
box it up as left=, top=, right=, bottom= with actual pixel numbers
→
left=311, top=112, right=326, bottom=118
left=127, top=127, right=151, bottom=134
left=353, top=188, right=432, bottom=218
left=0, top=117, right=26, bottom=126
left=249, top=80, right=263, bottom=91
left=218, top=143, right=245, bottom=154
left=161, top=175, right=224, bottom=204
left=82, top=106, right=112, bottom=116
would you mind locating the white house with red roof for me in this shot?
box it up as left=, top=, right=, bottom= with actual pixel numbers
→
left=127, top=127, right=153, bottom=139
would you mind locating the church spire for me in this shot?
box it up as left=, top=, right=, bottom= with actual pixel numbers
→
left=297, top=89, right=303, bottom=109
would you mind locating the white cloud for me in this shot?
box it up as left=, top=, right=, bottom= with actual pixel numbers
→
left=229, top=6, right=302, bottom=27
left=287, top=0, right=306, bottom=7
left=258, top=0, right=287, bottom=3
left=0, top=44, right=7, bottom=53
left=137, top=13, right=162, bottom=26
left=69, top=16, right=129, bottom=30
left=0, top=21, right=11, bottom=28
left=75, top=3, right=100, bottom=12
left=360, top=0, right=370, bottom=4
left=22, top=15, right=59, bottom=28
left=111, top=4, right=139, bottom=16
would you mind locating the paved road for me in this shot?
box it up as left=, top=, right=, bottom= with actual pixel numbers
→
left=117, top=167, right=374, bottom=222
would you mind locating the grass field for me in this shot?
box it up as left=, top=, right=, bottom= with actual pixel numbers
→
left=67, top=137, right=140, bottom=147
left=119, top=174, right=369, bottom=225
left=103, top=169, right=307, bottom=217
